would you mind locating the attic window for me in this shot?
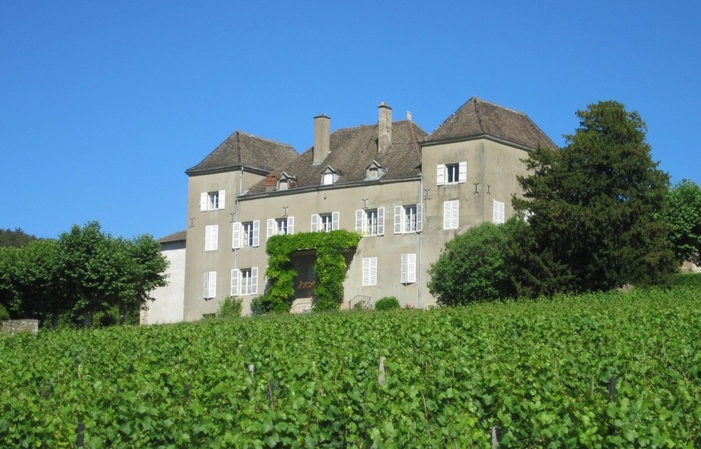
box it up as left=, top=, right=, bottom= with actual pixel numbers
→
left=277, top=180, right=289, bottom=191
left=323, top=173, right=336, bottom=185
left=367, top=167, right=380, bottom=179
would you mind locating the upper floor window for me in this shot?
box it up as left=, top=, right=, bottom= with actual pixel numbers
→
left=205, top=225, right=219, bottom=251
left=312, top=212, right=339, bottom=232
left=203, top=271, right=217, bottom=299
left=443, top=200, right=459, bottom=230
left=200, top=190, right=226, bottom=211
left=394, top=205, right=422, bottom=234
left=322, top=172, right=337, bottom=185
left=436, top=162, right=466, bottom=186
left=267, top=217, right=294, bottom=239
left=231, top=267, right=259, bottom=296
left=232, top=220, right=260, bottom=249
left=493, top=200, right=505, bottom=224
left=355, top=208, right=385, bottom=236
left=365, top=161, right=387, bottom=180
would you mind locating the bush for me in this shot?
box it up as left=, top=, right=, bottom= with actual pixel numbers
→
left=249, top=296, right=267, bottom=316
left=0, top=303, right=9, bottom=321
left=374, top=296, right=400, bottom=311
left=216, top=296, right=243, bottom=319
left=671, top=272, right=701, bottom=289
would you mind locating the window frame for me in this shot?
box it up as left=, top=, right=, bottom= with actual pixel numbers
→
left=443, top=200, right=459, bottom=230
left=362, top=257, right=378, bottom=286
left=355, top=208, right=385, bottom=236
left=204, top=224, right=219, bottom=251
left=200, top=190, right=226, bottom=211
left=203, top=271, right=217, bottom=299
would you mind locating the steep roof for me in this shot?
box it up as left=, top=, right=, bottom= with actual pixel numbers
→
left=424, top=97, right=557, bottom=150
left=186, top=131, right=298, bottom=176
left=245, top=120, right=427, bottom=195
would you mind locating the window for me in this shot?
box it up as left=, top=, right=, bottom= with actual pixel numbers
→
left=436, top=162, right=467, bottom=185
left=205, top=225, right=218, bottom=251
left=200, top=190, right=226, bottom=211
left=355, top=208, right=385, bottom=236
left=203, top=271, right=217, bottom=299
left=362, top=257, right=377, bottom=286
left=493, top=200, right=505, bottom=224
left=443, top=200, right=459, bottom=230
left=277, top=180, right=289, bottom=191
left=322, top=172, right=337, bottom=185
left=401, top=253, right=417, bottom=284
left=312, top=212, right=339, bottom=232
left=232, top=221, right=260, bottom=249
left=267, top=217, right=295, bottom=239
left=394, top=204, right=422, bottom=234
left=231, top=267, right=258, bottom=296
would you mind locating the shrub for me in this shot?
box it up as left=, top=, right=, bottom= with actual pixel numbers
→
left=0, top=303, right=9, bottom=321
left=671, top=272, right=701, bottom=289
left=374, top=296, right=400, bottom=311
left=249, top=296, right=267, bottom=316
left=216, top=296, right=243, bottom=319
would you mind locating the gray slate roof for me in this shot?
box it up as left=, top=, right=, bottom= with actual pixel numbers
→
left=424, top=97, right=557, bottom=150
left=158, top=230, right=186, bottom=243
left=186, top=131, right=298, bottom=175
left=245, top=120, right=427, bottom=195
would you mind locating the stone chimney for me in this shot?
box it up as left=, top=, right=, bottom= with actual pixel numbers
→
left=378, top=102, right=392, bottom=153
left=313, top=114, right=330, bottom=165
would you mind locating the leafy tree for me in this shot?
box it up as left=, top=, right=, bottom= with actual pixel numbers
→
left=513, top=100, right=676, bottom=296
left=428, top=221, right=516, bottom=305
left=374, top=296, right=400, bottom=311
left=0, top=228, right=37, bottom=248
left=662, top=179, right=701, bottom=264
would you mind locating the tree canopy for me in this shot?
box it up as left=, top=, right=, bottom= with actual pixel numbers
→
left=662, top=179, right=701, bottom=264
left=0, top=228, right=37, bottom=248
left=0, top=222, right=168, bottom=326
left=512, top=100, right=676, bottom=296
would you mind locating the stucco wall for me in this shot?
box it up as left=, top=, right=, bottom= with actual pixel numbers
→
left=142, top=240, right=186, bottom=324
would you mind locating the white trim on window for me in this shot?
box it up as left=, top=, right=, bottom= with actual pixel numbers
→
left=205, top=225, right=218, bottom=251
left=356, top=208, right=385, bottom=236
left=232, top=267, right=258, bottom=296
left=362, top=257, right=378, bottom=286
left=401, top=253, right=416, bottom=284
left=443, top=200, right=459, bottom=230
left=203, top=271, right=217, bottom=299
left=493, top=200, right=505, bottom=224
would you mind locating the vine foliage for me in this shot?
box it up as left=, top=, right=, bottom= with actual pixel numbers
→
left=263, top=230, right=360, bottom=312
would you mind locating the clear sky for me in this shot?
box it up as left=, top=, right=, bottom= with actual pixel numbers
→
left=2, top=1, right=700, bottom=240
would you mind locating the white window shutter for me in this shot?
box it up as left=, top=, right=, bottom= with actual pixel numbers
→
left=377, top=207, right=385, bottom=236
left=355, top=210, right=364, bottom=233
left=203, top=272, right=208, bottom=298
left=400, top=254, right=408, bottom=284
left=452, top=200, right=459, bottom=229
left=459, top=162, right=467, bottom=183
left=287, top=216, right=294, bottom=234
left=493, top=201, right=499, bottom=223
left=311, top=214, right=319, bottom=232
left=205, top=225, right=218, bottom=251
left=251, top=267, right=258, bottom=295
left=252, top=220, right=260, bottom=247
left=267, top=218, right=275, bottom=240
left=204, top=271, right=216, bottom=299
left=232, top=222, right=242, bottom=249
left=218, top=190, right=226, bottom=209
left=443, top=201, right=451, bottom=230
left=231, top=269, right=240, bottom=296
left=332, top=212, right=340, bottom=230
left=362, top=258, right=370, bottom=286
left=407, top=253, right=416, bottom=283
left=200, top=193, right=207, bottom=212
left=416, top=204, right=423, bottom=232
left=493, top=200, right=505, bottom=224
left=436, top=164, right=445, bottom=186
left=394, top=206, right=402, bottom=234
left=370, top=257, right=377, bottom=286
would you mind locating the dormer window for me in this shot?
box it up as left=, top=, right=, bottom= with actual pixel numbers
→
left=365, top=161, right=387, bottom=180
left=276, top=172, right=297, bottom=191
left=321, top=166, right=339, bottom=186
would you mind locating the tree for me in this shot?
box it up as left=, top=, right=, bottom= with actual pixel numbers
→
left=428, top=221, right=516, bottom=305
left=0, top=228, right=37, bottom=248
left=662, top=179, right=701, bottom=264
left=512, top=100, right=676, bottom=296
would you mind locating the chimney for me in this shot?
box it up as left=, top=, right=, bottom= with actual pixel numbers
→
left=378, top=102, right=392, bottom=153
left=313, top=114, right=330, bottom=165
left=265, top=173, right=276, bottom=192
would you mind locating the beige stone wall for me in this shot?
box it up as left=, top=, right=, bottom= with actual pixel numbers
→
left=142, top=240, right=186, bottom=324
left=1, top=319, right=39, bottom=334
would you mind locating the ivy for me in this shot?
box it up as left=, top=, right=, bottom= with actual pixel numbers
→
left=263, top=230, right=361, bottom=312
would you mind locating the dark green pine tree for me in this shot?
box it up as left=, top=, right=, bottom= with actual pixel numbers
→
left=512, top=101, right=676, bottom=295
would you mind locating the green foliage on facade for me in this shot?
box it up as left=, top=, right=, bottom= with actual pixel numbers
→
left=428, top=221, right=518, bottom=305
left=263, top=230, right=360, bottom=313
left=2, top=286, right=701, bottom=446
left=512, top=100, right=676, bottom=296
left=216, top=296, right=243, bottom=319
left=662, top=179, right=701, bottom=264
left=374, top=296, right=400, bottom=310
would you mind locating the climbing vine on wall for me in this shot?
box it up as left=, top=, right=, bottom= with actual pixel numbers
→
left=264, top=230, right=360, bottom=313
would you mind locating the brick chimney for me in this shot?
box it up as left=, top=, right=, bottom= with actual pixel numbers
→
left=313, top=114, right=330, bottom=165
left=378, top=102, right=392, bottom=153
left=265, top=173, right=276, bottom=192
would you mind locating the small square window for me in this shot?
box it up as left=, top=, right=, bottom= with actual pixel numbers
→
left=446, top=164, right=459, bottom=184
left=208, top=192, right=219, bottom=210
left=320, top=214, right=333, bottom=232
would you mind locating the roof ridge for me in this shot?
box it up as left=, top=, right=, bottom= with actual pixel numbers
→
left=472, top=96, right=525, bottom=116
left=235, top=130, right=295, bottom=148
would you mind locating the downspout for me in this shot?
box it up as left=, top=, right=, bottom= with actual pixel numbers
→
left=233, top=166, right=243, bottom=271
left=418, top=171, right=424, bottom=309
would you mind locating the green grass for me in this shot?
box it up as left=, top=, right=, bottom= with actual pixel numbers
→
left=1, top=286, right=700, bottom=447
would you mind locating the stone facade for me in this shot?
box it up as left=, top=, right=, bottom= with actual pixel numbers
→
left=0, top=319, right=39, bottom=334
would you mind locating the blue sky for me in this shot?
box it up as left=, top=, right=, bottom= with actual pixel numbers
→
left=2, top=1, right=700, bottom=240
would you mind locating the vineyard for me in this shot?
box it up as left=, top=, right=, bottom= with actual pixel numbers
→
left=1, top=287, right=701, bottom=448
